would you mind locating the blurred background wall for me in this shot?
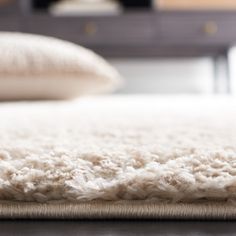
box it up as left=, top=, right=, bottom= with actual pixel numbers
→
left=111, top=58, right=214, bottom=94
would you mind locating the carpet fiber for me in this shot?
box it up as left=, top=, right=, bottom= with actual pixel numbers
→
left=0, top=95, right=236, bottom=219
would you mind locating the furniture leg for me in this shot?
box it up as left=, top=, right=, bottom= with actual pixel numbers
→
left=213, top=49, right=231, bottom=94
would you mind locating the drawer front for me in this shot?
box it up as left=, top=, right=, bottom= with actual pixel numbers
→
left=26, top=15, right=155, bottom=46
left=159, top=14, right=236, bottom=45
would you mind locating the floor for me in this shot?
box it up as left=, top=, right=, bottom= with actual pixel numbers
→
left=0, top=221, right=236, bottom=236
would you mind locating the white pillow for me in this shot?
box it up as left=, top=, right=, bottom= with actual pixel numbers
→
left=0, top=32, right=122, bottom=100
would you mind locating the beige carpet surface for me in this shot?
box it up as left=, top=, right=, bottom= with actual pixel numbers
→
left=0, top=95, right=236, bottom=218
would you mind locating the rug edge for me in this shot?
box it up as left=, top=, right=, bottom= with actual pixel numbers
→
left=0, top=201, right=236, bottom=220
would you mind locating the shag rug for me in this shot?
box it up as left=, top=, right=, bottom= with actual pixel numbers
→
left=1, top=95, right=236, bottom=219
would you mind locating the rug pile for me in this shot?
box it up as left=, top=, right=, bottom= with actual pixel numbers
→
left=0, top=96, right=236, bottom=219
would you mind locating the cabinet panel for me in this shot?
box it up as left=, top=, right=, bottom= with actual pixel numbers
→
left=25, top=14, right=155, bottom=46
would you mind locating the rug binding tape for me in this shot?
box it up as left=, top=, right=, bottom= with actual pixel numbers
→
left=0, top=201, right=236, bottom=220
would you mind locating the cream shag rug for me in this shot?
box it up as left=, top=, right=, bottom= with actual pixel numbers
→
left=1, top=95, right=236, bottom=219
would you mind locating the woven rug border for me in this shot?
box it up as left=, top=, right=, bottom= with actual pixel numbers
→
left=0, top=201, right=236, bottom=220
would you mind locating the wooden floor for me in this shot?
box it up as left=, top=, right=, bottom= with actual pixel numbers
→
left=0, top=221, right=235, bottom=236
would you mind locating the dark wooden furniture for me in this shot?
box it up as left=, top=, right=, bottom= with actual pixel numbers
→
left=1, top=1, right=236, bottom=92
